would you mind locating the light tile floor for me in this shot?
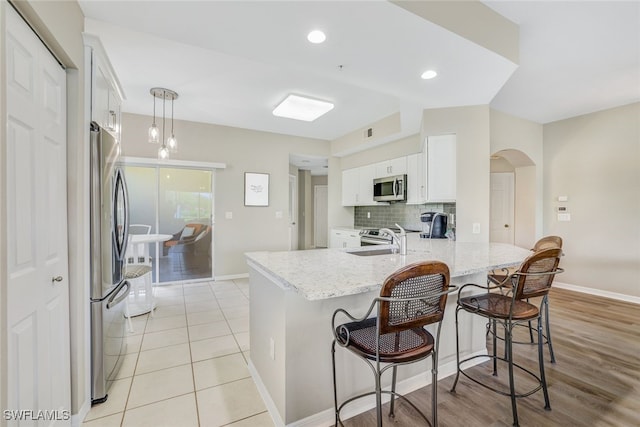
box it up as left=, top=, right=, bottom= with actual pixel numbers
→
left=82, top=279, right=274, bottom=427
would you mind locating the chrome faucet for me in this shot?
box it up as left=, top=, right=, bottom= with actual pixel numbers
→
left=379, top=224, right=407, bottom=255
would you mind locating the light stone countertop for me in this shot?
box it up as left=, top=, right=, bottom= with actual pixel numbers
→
left=245, top=234, right=533, bottom=301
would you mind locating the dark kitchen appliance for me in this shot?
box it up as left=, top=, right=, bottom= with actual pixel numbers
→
left=90, top=122, right=131, bottom=404
left=420, top=212, right=447, bottom=238
left=373, top=174, right=406, bottom=202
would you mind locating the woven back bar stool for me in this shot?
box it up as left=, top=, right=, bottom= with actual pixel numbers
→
left=488, top=236, right=563, bottom=362
left=451, top=248, right=563, bottom=427
left=331, top=261, right=454, bottom=427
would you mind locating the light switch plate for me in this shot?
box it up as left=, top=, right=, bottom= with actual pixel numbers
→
left=472, top=223, right=480, bottom=234
left=225, top=211, right=233, bottom=219
left=558, top=213, right=571, bottom=221
left=275, top=211, right=283, bottom=219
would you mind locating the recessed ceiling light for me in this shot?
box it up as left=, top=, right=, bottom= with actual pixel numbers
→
left=421, top=70, right=438, bottom=80
left=273, top=94, right=334, bottom=122
left=307, top=30, right=326, bottom=44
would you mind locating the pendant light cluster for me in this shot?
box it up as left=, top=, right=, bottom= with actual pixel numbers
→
left=148, top=87, right=178, bottom=159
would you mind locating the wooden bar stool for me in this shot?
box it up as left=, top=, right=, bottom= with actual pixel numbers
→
left=451, top=248, right=563, bottom=427
left=331, top=261, right=454, bottom=426
left=488, top=236, right=563, bottom=362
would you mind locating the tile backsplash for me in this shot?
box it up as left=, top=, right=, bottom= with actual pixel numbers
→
left=354, top=203, right=456, bottom=231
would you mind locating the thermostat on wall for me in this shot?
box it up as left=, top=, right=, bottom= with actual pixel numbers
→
left=557, top=206, right=568, bottom=212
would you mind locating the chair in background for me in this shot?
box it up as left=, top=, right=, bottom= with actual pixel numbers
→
left=488, top=236, right=563, bottom=362
left=451, top=248, right=563, bottom=427
left=123, top=231, right=154, bottom=331
left=331, top=261, right=453, bottom=427
left=129, top=224, right=152, bottom=235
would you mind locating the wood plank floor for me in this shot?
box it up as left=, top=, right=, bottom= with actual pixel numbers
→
left=341, top=288, right=640, bottom=426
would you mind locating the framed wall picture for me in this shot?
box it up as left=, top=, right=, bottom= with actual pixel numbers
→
left=244, top=172, right=270, bottom=206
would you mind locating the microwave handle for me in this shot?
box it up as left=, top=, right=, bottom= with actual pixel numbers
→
left=394, top=178, right=399, bottom=197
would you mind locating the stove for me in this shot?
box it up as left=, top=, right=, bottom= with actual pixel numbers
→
left=359, top=227, right=419, bottom=246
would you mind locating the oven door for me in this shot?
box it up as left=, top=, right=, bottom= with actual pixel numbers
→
left=360, top=236, right=392, bottom=246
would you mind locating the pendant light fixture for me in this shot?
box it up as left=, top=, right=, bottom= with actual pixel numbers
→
left=148, top=93, right=159, bottom=143
left=149, top=87, right=178, bottom=159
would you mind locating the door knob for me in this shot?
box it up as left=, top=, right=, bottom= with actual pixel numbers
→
left=51, top=276, right=63, bottom=284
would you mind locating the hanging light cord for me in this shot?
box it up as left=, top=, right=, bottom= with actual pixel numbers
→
left=162, top=90, right=166, bottom=148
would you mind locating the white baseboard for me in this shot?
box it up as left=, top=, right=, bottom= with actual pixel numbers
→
left=248, top=360, right=285, bottom=427
left=71, top=399, right=90, bottom=427
left=554, top=281, right=640, bottom=305
left=250, top=350, right=487, bottom=427
left=215, top=273, right=249, bottom=281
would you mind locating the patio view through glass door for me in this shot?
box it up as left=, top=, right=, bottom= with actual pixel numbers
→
left=124, top=165, right=214, bottom=283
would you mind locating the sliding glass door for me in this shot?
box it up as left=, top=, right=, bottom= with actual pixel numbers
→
left=124, top=165, right=214, bottom=283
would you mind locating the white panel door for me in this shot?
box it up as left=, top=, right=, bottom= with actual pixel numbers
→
left=314, top=185, right=328, bottom=248
left=5, top=7, right=70, bottom=425
left=490, top=173, right=515, bottom=244
left=289, top=174, right=298, bottom=250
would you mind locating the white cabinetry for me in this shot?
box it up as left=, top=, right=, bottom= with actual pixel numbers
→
left=375, top=156, right=407, bottom=178
left=330, top=229, right=361, bottom=248
left=341, top=168, right=359, bottom=206
left=406, top=152, right=425, bottom=204
left=425, top=135, right=456, bottom=202
left=84, top=34, right=124, bottom=140
left=341, top=164, right=377, bottom=206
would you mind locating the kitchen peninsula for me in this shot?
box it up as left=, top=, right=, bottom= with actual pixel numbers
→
left=245, top=235, right=532, bottom=426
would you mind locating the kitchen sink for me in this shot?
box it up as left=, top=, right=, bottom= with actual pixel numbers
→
left=348, top=248, right=396, bottom=256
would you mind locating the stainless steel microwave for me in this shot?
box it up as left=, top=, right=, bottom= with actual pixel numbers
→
left=373, top=174, right=407, bottom=202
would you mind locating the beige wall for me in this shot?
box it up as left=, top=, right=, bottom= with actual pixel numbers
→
left=543, top=103, right=640, bottom=298
left=1, top=0, right=88, bottom=419
left=422, top=105, right=491, bottom=242
left=490, top=109, right=544, bottom=248
left=121, top=113, right=330, bottom=276
left=340, top=133, right=421, bottom=169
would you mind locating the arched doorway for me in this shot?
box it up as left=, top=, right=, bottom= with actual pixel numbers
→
left=490, top=149, right=538, bottom=248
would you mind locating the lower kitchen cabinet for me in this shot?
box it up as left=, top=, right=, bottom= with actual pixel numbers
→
left=329, top=229, right=361, bottom=248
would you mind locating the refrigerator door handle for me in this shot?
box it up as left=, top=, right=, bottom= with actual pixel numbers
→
left=112, top=168, right=130, bottom=262
left=106, top=280, right=131, bottom=310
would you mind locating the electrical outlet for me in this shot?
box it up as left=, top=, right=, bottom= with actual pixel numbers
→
left=367, top=211, right=371, bottom=219
left=269, top=338, right=275, bottom=360
left=472, top=223, right=480, bottom=234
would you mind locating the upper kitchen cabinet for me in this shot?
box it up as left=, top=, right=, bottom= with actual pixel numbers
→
left=425, top=135, right=456, bottom=202
left=341, top=164, right=377, bottom=206
left=84, top=34, right=125, bottom=141
left=406, top=152, right=425, bottom=204
left=375, top=156, right=407, bottom=178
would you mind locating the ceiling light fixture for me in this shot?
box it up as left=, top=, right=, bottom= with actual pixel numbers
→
left=273, top=94, right=334, bottom=122
left=421, top=70, right=438, bottom=80
left=149, top=87, right=178, bottom=159
left=307, top=30, right=326, bottom=44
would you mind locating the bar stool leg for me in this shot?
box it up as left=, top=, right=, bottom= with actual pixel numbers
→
left=389, top=366, right=397, bottom=417
left=375, top=365, right=383, bottom=427
left=331, top=341, right=339, bottom=427
left=506, top=320, right=519, bottom=427
left=538, top=317, right=551, bottom=410
left=450, top=307, right=462, bottom=393
left=492, top=319, right=498, bottom=376
left=431, top=352, right=438, bottom=427
left=544, top=296, right=556, bottom=363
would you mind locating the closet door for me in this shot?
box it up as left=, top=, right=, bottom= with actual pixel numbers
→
left=5, top=6, right=70, bottom=424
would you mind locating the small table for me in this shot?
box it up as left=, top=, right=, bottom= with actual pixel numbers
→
left=126, top=233, right=172, bottom=316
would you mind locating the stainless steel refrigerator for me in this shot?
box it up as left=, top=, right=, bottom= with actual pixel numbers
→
left=90, top=122, right=131, bottom=404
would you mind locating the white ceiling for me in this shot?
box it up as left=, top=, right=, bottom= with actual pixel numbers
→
left=78, top=0, right=640, bottom=160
